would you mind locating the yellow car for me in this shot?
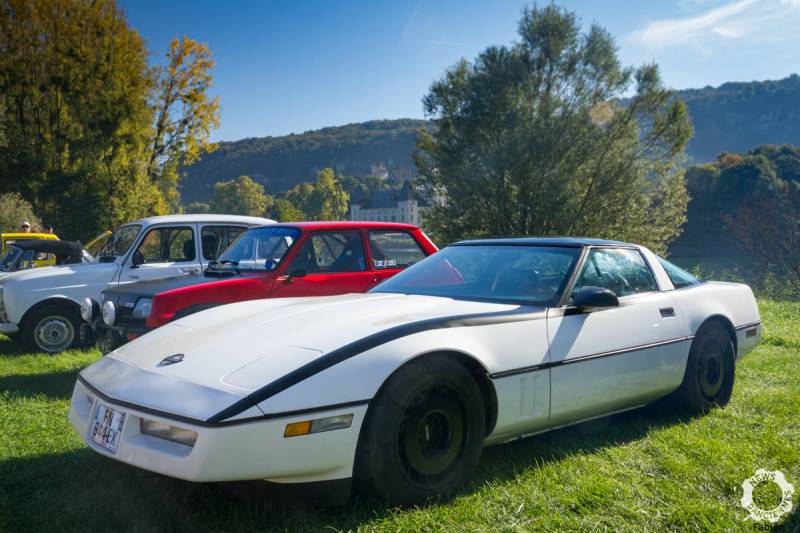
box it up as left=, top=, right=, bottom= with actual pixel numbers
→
left=0, top=232, right=60, bottom=269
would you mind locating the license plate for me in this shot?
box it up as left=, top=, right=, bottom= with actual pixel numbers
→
left=90, top=403, right=126, bottom=453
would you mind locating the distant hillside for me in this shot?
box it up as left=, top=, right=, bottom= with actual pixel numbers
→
left=180, top=119, right=426, bottom=203
left=181, top=76, right=800, bottom=202
left=678, top=74, right=800, bottom=162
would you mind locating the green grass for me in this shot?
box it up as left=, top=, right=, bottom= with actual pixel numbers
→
left=1, top=301, right=799, bottom=532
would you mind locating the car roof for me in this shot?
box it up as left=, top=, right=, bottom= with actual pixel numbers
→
left=267, top=221, right=421, bottom=231
left=452, top=236, right=628, bottom=247
left=127, top=214, right=275, bottom=226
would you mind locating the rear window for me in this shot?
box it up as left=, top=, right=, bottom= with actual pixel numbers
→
left=368, top=231, right=426, bottom=269
left=658, top=258, right=700, bottom=289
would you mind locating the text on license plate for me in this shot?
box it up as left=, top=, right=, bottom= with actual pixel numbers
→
left=90, top=403, right=126, bottom=453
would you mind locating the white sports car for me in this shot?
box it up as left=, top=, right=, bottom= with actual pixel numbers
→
left=69, top=238, right=762, bottom=504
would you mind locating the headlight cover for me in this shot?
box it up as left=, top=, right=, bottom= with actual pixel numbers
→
left=140, top=419, right=197, bottom=447
left=132, top=298, right=152, bottom=320
left=101, top=301, right=116, bottom=327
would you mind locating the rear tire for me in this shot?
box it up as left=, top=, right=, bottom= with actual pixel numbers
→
left=355, top=355, right=485, bottom=505
left=673, top=321, right=735, bottom=414
left=21, top=304, right=82, bottom=354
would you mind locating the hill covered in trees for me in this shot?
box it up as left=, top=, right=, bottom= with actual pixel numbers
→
left=180, top=119, right=426, bottom=202
left=180, top=75, right=800, bottom=203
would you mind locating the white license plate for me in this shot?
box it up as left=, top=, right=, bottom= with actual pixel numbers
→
left=90, top=403, right=126, bottom=453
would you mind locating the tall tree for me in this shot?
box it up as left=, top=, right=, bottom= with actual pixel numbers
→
left=0, top=0, right=163, bottom=239
left=416, top=5, right=692, bottom=253
left=209, top=175, right=271, bottom=217
left=147, top=37, right=221, bottom=210
left=0, top=193, right=41, bottom=234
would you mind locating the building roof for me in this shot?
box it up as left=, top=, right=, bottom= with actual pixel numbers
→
left=452, top=236, right=628, bottom=247
left=128, top=214, right=275, bottom=226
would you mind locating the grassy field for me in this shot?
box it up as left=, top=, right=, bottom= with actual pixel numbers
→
left=0, top=301, right=798, bottom=532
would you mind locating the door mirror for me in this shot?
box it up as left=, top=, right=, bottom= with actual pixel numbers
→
left=573, top=286, right=619, bottom=310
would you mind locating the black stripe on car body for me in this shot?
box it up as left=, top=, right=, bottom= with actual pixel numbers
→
left=206, top=306, right=548, bottom=423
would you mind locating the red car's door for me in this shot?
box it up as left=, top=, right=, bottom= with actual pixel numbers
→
left=366, top=229, right=432, bottom=285
left=270, top=230, right=375, bottom=297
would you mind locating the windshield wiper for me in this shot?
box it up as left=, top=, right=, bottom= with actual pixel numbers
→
left=217, top=259, right=241, bottom=274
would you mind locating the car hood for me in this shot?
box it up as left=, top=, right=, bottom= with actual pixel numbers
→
left=0, top=261, right=118, bottom=286
left=103, top=271, right=243, bottom=298
left=92, top=293, right=521, bottom=396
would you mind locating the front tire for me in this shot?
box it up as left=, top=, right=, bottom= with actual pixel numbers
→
left=22, top=304, right=81, bottom=353
left=356, top=355, right=485, bottom=505
left=673, top=321, right=736, bottom=414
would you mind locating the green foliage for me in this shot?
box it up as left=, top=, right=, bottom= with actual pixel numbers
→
left=180, top=119, right=424, bottom=202
left=280, top=167, right=349, bottom=221
left=0, top=193, right=41, bottom=233
left=209, top=176, right=271, bottom=217
left=0, top=0, right=162, bottom=240
left=673, top=144, right=800, bottom=295
left=271, top=198, right=306, bottom=222
left=184, top=202, right=210, bottom=214
left=416, top=5, right=691, bottom=253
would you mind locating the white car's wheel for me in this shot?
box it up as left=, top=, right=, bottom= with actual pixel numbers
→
left=356, top=355, right=485, bottom=505
left=22, top=305, right=81, bottom=353
left=673, top=321, right=736, bottom=413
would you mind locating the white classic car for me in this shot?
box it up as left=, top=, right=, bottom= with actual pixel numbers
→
left=69, top=238, right=761, bottom=505
left=0, top=214, right=273, bottom=352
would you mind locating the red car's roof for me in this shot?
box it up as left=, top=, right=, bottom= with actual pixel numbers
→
left=263, top=221, right=422, bottom=231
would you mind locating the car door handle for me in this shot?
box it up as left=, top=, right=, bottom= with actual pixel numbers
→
left=180, top=267, right=200, bottom=275
left=659, top=307, right=676, bottom=318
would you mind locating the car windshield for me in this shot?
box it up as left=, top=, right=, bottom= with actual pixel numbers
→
left=372, top=244, right=582, bottom=306
left=98, top=224, right=142, bottom=261
left=211, top=226, right=301, bottom=271
left=0, top=246, right=21, bottom=271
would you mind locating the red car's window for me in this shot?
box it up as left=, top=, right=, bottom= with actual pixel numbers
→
left=368, top=231, right=426, bottom=270
left=288, top=232, right=367, bottom=274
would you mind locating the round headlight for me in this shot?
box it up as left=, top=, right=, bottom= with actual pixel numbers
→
left=102, top=301, right=116, bottom=327
left=80, top=298, right=94, bottom=322
left=132, top=298, right=153, bottom=319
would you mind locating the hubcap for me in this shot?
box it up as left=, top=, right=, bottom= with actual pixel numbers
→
left=698, top=340, right=725, bottom=400
left=398, top=388, right=465, bottom=483
left=35, top=316, right=74, bottom=353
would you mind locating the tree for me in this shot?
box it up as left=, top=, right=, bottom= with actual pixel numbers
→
left=271, top=198, right=306, bottom=222
left=184, top=202, right=210, bottom=214
left=209, top=175, right=271, bottom=216
left=416, top=5, right=692, bottom=253
left=283, top=168, right=349, bottom=220
left=147, top=37, right=221, bottom=210
left=0, top=193, right=41, bottom=234
left=0, top=0, right=162, bottom=239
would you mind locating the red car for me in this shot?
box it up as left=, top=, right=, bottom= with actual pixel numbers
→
left=85, top=222, right=437, bottom=353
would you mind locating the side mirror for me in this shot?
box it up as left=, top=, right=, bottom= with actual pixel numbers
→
left=573, top=286, right=619, bottom=310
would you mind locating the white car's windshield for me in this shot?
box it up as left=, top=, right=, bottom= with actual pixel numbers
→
left=372, top=245, right=582, bottom=306
left=211, top=226, right=300, bottom=271
left=98, top=225, right=142, bottom=262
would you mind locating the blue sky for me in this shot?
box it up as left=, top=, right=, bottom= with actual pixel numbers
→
left=121, top=0, right=800, bottom=141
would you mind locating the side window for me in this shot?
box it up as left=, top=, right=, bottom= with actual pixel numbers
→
left=658, top=258, right=700, bottom=289
left=368, top=231, right=426, bottom=269
left=288, top=232, right=366, bottom=274
left=572, top=248, right=657, bottom=299
left=133, top=227, right=195, bottom=264
left=202, top=226, right=246, bottom=260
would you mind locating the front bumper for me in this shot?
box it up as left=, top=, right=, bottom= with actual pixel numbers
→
left=68, top=378, right=367, bottom=484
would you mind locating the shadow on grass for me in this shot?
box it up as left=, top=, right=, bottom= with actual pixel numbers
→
left=0, top=369, right=81, bottom=400
left=0, top=405, right=723, bottom=533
